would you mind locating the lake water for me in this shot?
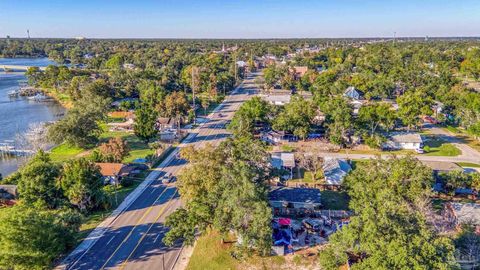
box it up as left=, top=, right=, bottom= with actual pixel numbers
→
left=0, top=58, right=65, bottom=177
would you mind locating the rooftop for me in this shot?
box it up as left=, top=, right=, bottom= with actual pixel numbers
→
left=269, top=186, right=321, bottom=205
left=271, top=152, right=295, bottom=168
left=323, top=157, right=352, bottom=185
left=449, top=202, right=480, bottom=226
left=389, top=132, right=423, bottom=143
left=421, top=161, right=461, bottom=172
left=96, top=163, right=126, bottom=177
left=0, top=185, right=17, bottom=200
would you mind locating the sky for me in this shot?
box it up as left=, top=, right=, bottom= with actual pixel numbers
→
left=0, top=0, right=479, bottom=39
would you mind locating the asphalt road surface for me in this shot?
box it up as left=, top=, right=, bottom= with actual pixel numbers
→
left=62, top=72, right=261, bottom=270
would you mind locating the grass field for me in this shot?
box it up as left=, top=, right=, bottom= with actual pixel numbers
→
left=186, top=230, right=237, bottom=270
left=456, top=162, right=480, bottom=168
left=443, top=126, right=480, bottom=152
left=423, top=137, right=462, bottom=156
left=186, top=230, right=292, bottom=270
left=49, top=143, right=84, bottom=162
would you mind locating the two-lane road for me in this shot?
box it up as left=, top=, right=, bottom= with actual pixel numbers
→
left=61, top=72, right=261, bottom=270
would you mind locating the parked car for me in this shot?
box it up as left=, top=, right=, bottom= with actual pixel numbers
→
left=302, top=218, right=323, bottom=232
left=415, top=148, right=425, bottom=154
left=423, top=116, right=439, bottom=124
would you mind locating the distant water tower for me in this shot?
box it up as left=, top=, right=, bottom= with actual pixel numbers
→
left=27, top=29, right=30, bottom=39
left=425, top=35, right=429, bottom=42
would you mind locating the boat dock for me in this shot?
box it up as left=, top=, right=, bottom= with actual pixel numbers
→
left=0, top=141, right=34, bottom=157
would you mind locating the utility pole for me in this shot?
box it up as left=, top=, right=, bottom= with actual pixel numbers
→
left=234, top=53, right=237, bottom=83
left=191, top=66, right=197, bottom=125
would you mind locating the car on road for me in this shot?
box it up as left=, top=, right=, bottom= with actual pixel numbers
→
left=161, top=173, right=175, bottom=184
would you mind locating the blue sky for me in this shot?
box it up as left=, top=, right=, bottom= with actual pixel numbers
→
left=0, top=0, right=479, bottom=38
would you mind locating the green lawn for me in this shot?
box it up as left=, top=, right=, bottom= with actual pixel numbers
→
left=187, top=230, right=290, bottom=270
left=456, top=162, right=480, bottom=168
left=442, top=126, right=480, bottom=152
left=187, top=230, right=237, bottom=270
left=321, top=190, right=350, bottom=210
left=49, top=143, right=84, bottom=162
left=445, top=125, right=461, bottom=134
left=98, top=124, right=155, bottom=163
left=123, top=148, right=155, bottom=163
left=422, top=135, right=462, bottom=156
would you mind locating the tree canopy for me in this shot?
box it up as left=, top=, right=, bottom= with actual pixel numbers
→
left=0, top=206, right=81, bottom=270
left=164, top=137, right=272, bottom=255
left=319, top=156, right=457, bottom=270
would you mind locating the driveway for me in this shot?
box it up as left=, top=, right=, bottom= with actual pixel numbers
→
left=423, top=124, right=480, bottom=163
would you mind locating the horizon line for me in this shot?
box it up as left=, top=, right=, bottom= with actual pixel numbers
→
left=1, top=36, right=480, bottom=40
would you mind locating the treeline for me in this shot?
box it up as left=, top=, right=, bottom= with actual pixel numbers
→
left=259, top=41, right=480, bottom=145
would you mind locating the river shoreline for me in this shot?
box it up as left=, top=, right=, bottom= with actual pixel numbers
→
left=0, top=57, right=65, bottom=177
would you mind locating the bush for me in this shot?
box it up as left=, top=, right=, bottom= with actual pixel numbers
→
left=423, top=145, right=431, bottom=153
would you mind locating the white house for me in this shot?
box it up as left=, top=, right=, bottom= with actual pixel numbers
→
left=261, top=130, right=288, bottom=145
left=262, top=94, right=291, bottom=106
left=383, top=133, right=423, bottom=150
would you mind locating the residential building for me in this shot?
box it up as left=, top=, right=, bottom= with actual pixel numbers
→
left=261, top=130, right=288, bottom=145
left=322, top=157, right=352, bottom=186
left=271, top=152, right=295, bottom=179
left=290, top=66, right=308, bottom=79
left=422, top=161, right=461, bottom=174
left=96, top=163, right=129, bottom=185
left=157, top=117, right=175, bottom=131
left=107, top=118, right=134, bottom=132
left=264, top=94, right=291, bottom=106
left=344, top=86, right=362, bottom=100
left=0, top=185, right=17, bottom=205
left=382, top=132, right=423, bottom=150
left=236, top=60, right=247, bottom=68
left=269, top=187, right=322, bottom=216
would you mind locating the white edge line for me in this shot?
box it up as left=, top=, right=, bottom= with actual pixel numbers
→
left=58, top=81, right=245, bottom=269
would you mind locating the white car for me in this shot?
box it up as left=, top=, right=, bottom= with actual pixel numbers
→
left=415, top=148, right=425, bottom=154
left=162, top=173, right=174, bottom=184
